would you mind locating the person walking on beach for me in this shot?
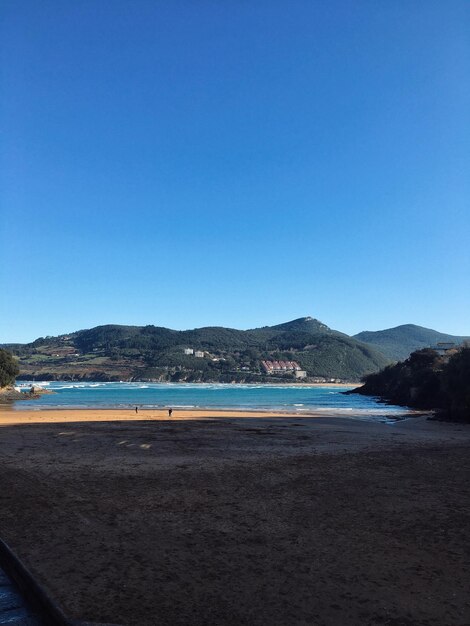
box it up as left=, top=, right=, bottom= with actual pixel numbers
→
left=135, top=406, right=138, bottom=414
left=168, top=408, right=173, bottom=418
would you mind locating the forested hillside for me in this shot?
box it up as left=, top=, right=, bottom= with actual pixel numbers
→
left=4, top=317, right=389, bottom=382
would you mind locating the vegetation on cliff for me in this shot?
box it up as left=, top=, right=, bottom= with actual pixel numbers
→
left=351, top=346, right=470, bottom=422
left=440, top=348, right=470, bottom=422
left=0, top=348, right=19, bottom=387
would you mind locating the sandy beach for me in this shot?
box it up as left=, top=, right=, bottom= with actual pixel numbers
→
left=1, top=407, right=322, bottom=425
left=0, top=412, right=469, bottom=625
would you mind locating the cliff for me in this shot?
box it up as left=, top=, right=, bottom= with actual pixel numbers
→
left=349, top=347, right=470, bottom=422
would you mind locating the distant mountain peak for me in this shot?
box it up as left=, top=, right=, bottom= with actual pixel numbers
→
left=270, top=317, right=331, bottom=333
left=354, top=325, right=470, bottom=362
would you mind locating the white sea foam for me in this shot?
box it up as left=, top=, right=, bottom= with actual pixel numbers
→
left=170, top=405, right=196, bottom=408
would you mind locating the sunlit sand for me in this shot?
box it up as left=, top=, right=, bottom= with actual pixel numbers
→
left=0, top=407, right=329, bottom=426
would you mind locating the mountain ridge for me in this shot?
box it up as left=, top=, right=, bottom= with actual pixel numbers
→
left=3, top=318, right=468, bottom=383
left=3, top=317, right=388, bottom=383
left=354, top=324, right=469, bottom=361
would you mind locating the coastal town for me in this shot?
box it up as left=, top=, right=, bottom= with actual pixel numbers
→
left=261, top=359, right=307, bottom=378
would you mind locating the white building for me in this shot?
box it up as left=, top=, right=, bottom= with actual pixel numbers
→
left=183, top=348, right=194, bottom=355
left=194, top=350, right=204, bottom=358
left=294, top=370, right=307, bottom=379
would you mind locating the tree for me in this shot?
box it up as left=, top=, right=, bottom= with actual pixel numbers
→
left=354, top=349, right=444, bottom=409
left=0, top=349, right=20, bottom=387
left=441, top=347, right=470, bottom=421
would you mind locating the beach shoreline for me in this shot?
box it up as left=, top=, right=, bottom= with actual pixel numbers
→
left=14, top=381, right=358, bottom=388
left=0, top=406, right=424, bottom=426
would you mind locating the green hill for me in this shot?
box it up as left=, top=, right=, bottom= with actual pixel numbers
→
left=4, top=317, right=389, bottom=383
left=354, top=325, right=469, bottom=362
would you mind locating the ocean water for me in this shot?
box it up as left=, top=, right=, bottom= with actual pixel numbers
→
left=13, top=381, right=415, bottom=422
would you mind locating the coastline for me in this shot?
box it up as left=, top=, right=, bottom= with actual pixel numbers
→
left=15, top=381, right=358, bottom=388
left=274, top=382, right=359, bottom=388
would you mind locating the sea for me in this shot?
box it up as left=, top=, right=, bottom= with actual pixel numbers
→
left=13, top=381, right=416, bottom=422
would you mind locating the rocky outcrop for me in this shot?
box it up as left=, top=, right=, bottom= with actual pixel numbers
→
left=0, top=386, right=54, bottom=404
left=0, top=387, right=25, bottom=403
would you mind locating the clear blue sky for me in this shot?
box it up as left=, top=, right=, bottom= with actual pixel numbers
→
left=1, top=0, right=469, bottom=343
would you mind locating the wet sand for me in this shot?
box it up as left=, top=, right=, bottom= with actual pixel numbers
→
left=0, top=413, right=469, bottom=625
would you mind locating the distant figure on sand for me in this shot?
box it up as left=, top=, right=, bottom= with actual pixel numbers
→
left=168, top=408, right=173, bottom=418
left=135, top=406, right=138, bottom=414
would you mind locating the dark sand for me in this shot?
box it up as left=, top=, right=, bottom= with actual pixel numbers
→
left=0, top=413, right=469, bottom=625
